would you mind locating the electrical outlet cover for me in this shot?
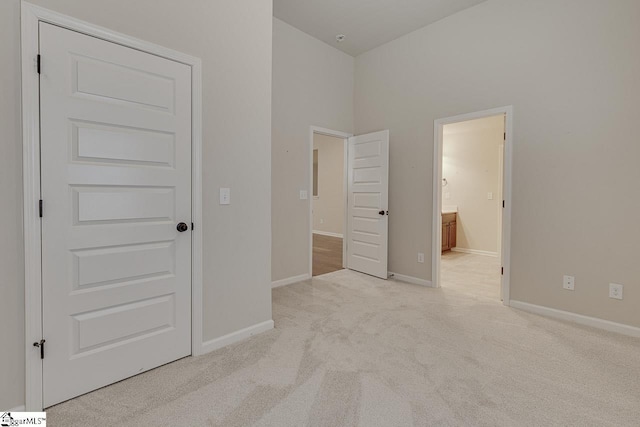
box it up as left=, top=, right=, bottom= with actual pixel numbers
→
left=609, top=283, right=623, bottom=300
left=563, top=275, right=575, bottom=291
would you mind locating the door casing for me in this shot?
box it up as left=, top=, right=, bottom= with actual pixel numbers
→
left=432, top=106, right=513, bottom=304
left=21, top=1, right=203, bottom=410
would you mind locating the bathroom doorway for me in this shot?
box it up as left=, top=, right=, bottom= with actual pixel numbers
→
left=432, top=107, right=513, bottom=303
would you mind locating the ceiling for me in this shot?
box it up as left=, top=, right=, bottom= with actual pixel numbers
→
left=273, top=0, right=488, bottom=57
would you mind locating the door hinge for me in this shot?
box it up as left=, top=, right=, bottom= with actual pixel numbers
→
left=191, top=222, right=194, bottom=230
left=39, top=199, right=43, bottom=218
left=33, top=339, right=46, bottom=359
left=37, top=54, right=41, bottom=74
left=502, top=200, right=505, bottom=208
left=501, top=267, right=504, bottom=275
left=503, top=132, right=506, bottom=141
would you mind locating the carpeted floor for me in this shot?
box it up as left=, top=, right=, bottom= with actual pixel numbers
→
left=48, top=253, right=640, bottom=426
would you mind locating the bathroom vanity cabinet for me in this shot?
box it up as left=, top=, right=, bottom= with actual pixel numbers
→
left=442, top=212, right=457, bottom=252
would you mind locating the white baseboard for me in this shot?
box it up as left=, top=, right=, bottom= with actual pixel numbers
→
left=272, top=273, right=310, bottom=288
left=9, top=405, right=26, bottom=412
left=200, top=319, right=274, bottom=355
left=510, top=300, right=640, bottom=338
left=451, top=247, right=498, bottom=257
left=312, top=230, right=343, bottom=238
left=389, top=272, right=434, bottom=288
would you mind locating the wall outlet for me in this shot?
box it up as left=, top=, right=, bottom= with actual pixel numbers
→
left=609, top=283, right=623, bottom=300
left=445, top=192, right=451, bottom=199
left=417, top=252, right=425, bottom=263
left=488, top=192, right=493, bottom=200
left=300, top=190, right=308, bottom=200
left=563, top=275, right=575, bottom=291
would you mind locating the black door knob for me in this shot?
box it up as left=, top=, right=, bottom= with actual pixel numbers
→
left=379, top=210, right=385, bottom=215
left=177, top=222, right=189, bottom=232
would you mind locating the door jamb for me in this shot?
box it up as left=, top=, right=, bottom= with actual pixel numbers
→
left=308, top=126, right=352, bottom=277
left=21, top=1, right=204, bottom=410
left=431, top=106, right=513, bottom=304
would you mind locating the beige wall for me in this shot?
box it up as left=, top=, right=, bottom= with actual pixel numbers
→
left=272, top=18, right=354, bottom=281
left=312, top=134, right=345, bottom=236
left=0, top=0, right=273, bottom=409
left=0, top=0, right=25, bottom=411
left=443, top=116, right=503, bottom=254
left=355, top=0, right=640, bottom=327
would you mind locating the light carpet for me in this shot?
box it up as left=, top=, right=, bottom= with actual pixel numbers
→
left=48, top=253, right=640, bottom=426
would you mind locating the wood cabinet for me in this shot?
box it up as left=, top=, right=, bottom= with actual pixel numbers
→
left=442, top=212, right=457, bottom=252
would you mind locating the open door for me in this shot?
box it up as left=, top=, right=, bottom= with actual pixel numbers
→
left=346, top=130, right=389, bottom=279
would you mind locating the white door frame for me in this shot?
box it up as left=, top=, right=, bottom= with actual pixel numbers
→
left=21, top=2, right=203, bottom=410
left=308, top=126, right=352, bottom=276
left=431, top=106, right=513, bottom=305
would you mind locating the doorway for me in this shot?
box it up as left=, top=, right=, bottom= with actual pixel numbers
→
left=22, top=3, right=203, bottom=410
left=432, top=107, right=513, bottom=303
left=309, top=128, right=349, bottom=276
left=308, top=127, right=390, bottom=280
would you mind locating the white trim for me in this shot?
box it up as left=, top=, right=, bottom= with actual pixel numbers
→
left=432, top=106, right=513, bottom=306
left=190, top=53, right=204, bottom=357
left=10, top=406, right=26, bottom=412
left=390, top=272, right=434, bottom=288
left=497, top=136, right=504, bottom=261
left=510, top=300, right=640, bottom=338
left=200, top=320, right=275, bottom=355
left=312, top=230, right=344, bottom=239
left=21, top=1, right=204, bottom=410
left=450, top=248, right=498, bottom=257
left=271, top=273, right=311, bottom=289
left=309, top=126, right=352, bottom=277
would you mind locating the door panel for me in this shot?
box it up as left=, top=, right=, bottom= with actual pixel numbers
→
left=74, top=56, right=176, bottom=112
left=346, top=130, right=389, bottom=279
left=39, top=22, right=192, bottom=407
left=74, top=122, right=175, bottom=167
left=71, top=241, right=175, bottom=289
left=73, top=186, right=175, bottom=223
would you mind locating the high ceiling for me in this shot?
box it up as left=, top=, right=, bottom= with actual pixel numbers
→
left=273, top=0, right=488, bottom=57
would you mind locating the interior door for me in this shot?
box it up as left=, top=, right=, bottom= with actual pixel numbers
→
left=39, top=23, right=192, bottom=407
left=346, top=130, right=389, bottom=279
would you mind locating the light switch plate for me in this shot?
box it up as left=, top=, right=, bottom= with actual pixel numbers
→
left=300, top=190, right=308, bottom=200
left=219, top=187, right=230, bottom=205
left=488, top=192, right=494, bottom=200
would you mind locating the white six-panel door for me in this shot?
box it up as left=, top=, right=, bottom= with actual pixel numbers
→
left=39, top=23, right=192, bottom=407
left=347, top=130, right=389, bottom=279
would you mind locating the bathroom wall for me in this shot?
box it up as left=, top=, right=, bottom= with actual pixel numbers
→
left=443, top=115, right=504, bottom=255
